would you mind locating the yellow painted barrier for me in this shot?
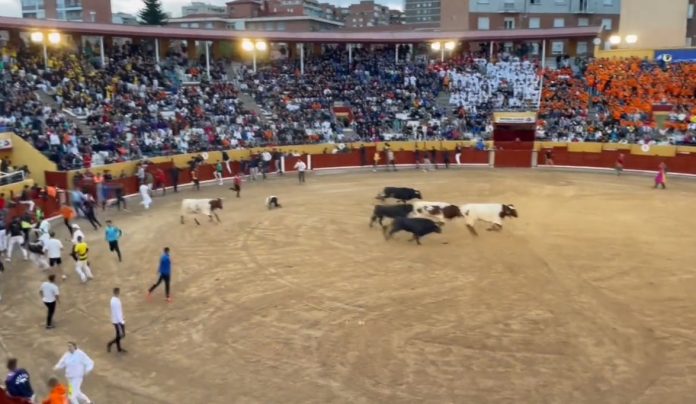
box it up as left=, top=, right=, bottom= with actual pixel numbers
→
left=594, top=48, right=655, bottom=61
left=0, top=133, right=58, bottom=186
left=0, top=178, right=35, bottom=196
left=630, top=144, right=677, bottom=157
left=567, top=142, right=603, bottom=153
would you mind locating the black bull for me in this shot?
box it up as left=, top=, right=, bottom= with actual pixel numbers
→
left=383, top=217, right=442, bottom=245
left=376, top=187, right=422, bottom=203
left=370, top=204, right=414, bottom=227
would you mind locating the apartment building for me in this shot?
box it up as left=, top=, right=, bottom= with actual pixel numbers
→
left=170, top=0, right=343, bottom=32
left=182, top=2, right=228, bottom=17
left=21, top=0, right=112, bottom=23
left=344, top=0, right=391, bottom=29
left=403, top=0, right=441, bottom=25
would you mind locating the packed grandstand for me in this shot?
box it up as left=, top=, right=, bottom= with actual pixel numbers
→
left=1, top=39, right=695, bottom=178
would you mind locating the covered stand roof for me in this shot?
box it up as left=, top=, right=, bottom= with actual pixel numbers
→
left=0, top=16, right=602, bottom=43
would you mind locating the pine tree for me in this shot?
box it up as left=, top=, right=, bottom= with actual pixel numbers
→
left=139, top=0, right=168, bottom=25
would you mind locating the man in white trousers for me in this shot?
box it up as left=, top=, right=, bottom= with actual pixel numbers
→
left=139, top=183, right=152, bottom=210
left=455, top=144, right=462, bottom=165
left=54, top=341, right=94, bottom=404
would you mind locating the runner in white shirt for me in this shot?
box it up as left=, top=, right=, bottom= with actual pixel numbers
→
left=54, top=342, right=94, bottom=404
left=293, top=159, right=307, bottom=184
left=39, top=274, right=59, bottom=329
left=107, top=288, right=126, bottom=353
left=43, top=232, right=66, bottom=280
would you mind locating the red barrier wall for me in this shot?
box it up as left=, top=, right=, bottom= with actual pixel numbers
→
left=547, top=147, right=696, bottom=174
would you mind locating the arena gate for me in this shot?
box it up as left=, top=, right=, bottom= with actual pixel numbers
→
left=492, top=112, right=536, bottom=168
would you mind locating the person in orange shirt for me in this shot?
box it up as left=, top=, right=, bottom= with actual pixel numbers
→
left=59, top=205, right=76, bottom=236
left=42, top=377, right=68, bottom=404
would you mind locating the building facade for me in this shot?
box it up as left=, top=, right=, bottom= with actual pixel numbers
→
left=182, top=2, right=228, bottom=17
left=344, top=0, right=391, bottom=29
left=403, top=0, right=441, bottom=25
left=618, top=0, right=688, bottom=49
left=21, top=0, right=112, bottom=23
left=112, top=12, right=138, bottom=25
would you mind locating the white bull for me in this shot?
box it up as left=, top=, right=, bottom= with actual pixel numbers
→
left=460, top=203, right=518, bottom=235
left=180, top=198, right=223, bottom=225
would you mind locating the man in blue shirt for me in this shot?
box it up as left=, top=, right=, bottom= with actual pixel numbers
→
left=104, top=220, right=123, bottom=262
left=147, top=247, right=171, bottom=302
left=5, top=358, right=34, bottom=402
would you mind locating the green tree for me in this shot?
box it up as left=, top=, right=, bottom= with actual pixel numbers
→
left=139, top=0, right=168, bottom=25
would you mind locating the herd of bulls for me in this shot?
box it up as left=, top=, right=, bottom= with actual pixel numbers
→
left=372, top=187, right=519, bottom=245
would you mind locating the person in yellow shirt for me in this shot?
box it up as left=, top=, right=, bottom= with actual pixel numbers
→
left=73, top=236, right=93, bottom=283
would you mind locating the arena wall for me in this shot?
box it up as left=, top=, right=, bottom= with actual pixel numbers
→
left=0, top=140, right=690, bottom=225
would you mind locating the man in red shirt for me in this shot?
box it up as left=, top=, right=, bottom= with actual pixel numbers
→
left=230, top=173, right=242, bottom=198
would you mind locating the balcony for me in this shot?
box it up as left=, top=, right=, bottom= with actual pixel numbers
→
left=500, top=1, right=519, bottom=13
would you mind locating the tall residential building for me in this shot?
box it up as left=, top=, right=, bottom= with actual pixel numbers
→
left=344, top=0, right=390, bottom=29
left=21, top=0, right=112, bottom=23
left=403, top=0, right=441, bottom=25
left=404, top=0, right=621, bottom=33
left=182, top=2, right=227, bottom=17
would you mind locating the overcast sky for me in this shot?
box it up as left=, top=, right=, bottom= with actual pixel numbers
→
left=0, top=0, right=402, bottom=18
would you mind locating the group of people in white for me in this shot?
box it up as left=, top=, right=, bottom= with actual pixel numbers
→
left=446, top=60, right=540, bottom=113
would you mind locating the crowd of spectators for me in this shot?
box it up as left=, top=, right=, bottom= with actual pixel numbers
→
left=538, top=58, right=696, bottom=145
left=3, top=40, right=696, bottom=171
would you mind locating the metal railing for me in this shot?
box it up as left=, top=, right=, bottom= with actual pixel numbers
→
left=0, top=171, right=25, bottom=186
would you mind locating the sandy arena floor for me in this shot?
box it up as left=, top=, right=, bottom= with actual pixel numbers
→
left=2, top=168, right=696, bottom=404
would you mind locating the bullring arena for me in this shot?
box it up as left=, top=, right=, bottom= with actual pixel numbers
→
left=3, top=167, right=696, bottom=403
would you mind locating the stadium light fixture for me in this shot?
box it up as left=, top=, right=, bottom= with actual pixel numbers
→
left=241, top=39, right=254, bottom=52
left=625, top=35, right=638, bottom=45
left=255, top=40, right=268, bottom=52
left=242, top=39, right=267, bottom=74
left=47, top=32, right=61, bottom=45
left=444, top=41, right=456, bottom=51
left=430, top=42, right=441, bottom=51
left=30, top=32, right=44, bottom=43
left=609, top=35, right=621, bottom=45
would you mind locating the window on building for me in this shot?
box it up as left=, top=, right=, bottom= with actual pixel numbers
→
left=190, top=23, right=199, bottom=28
left=553, top=17, right=565, bottom=27
left=689, top=3, right=694, bottom=19
left=477, top=16, right=490, bottom=30
left=181, top=23, right=189, bottom=28
left=504, top=17, right=515, bottom=29
left=205, top=22, right=214, bottom=29
left=477, top=0, right=489, bottom=3
left=602, top=0, right=613, bottom=5
left=551, top=41, right=564, bottom=55
left=530, top=42, right=540, bottom=55
left=528, top=17, right=540, bottom=28
left=576, top=41, right=588, bottom=55
left=578, top=17, right=589, bottom=26
left=601, top=18, right=612, bottom=30
left=529, top=0, right=541, bottom=4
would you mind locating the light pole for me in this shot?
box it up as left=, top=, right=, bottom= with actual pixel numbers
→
left=430, top=41, right=456, bottom=62
left=30, top=32, right=61, bottom=70
left=242, top=39, right=267, bottom=74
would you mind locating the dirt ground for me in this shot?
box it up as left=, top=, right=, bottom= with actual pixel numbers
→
left=2, top=168, right=696, bottom=404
